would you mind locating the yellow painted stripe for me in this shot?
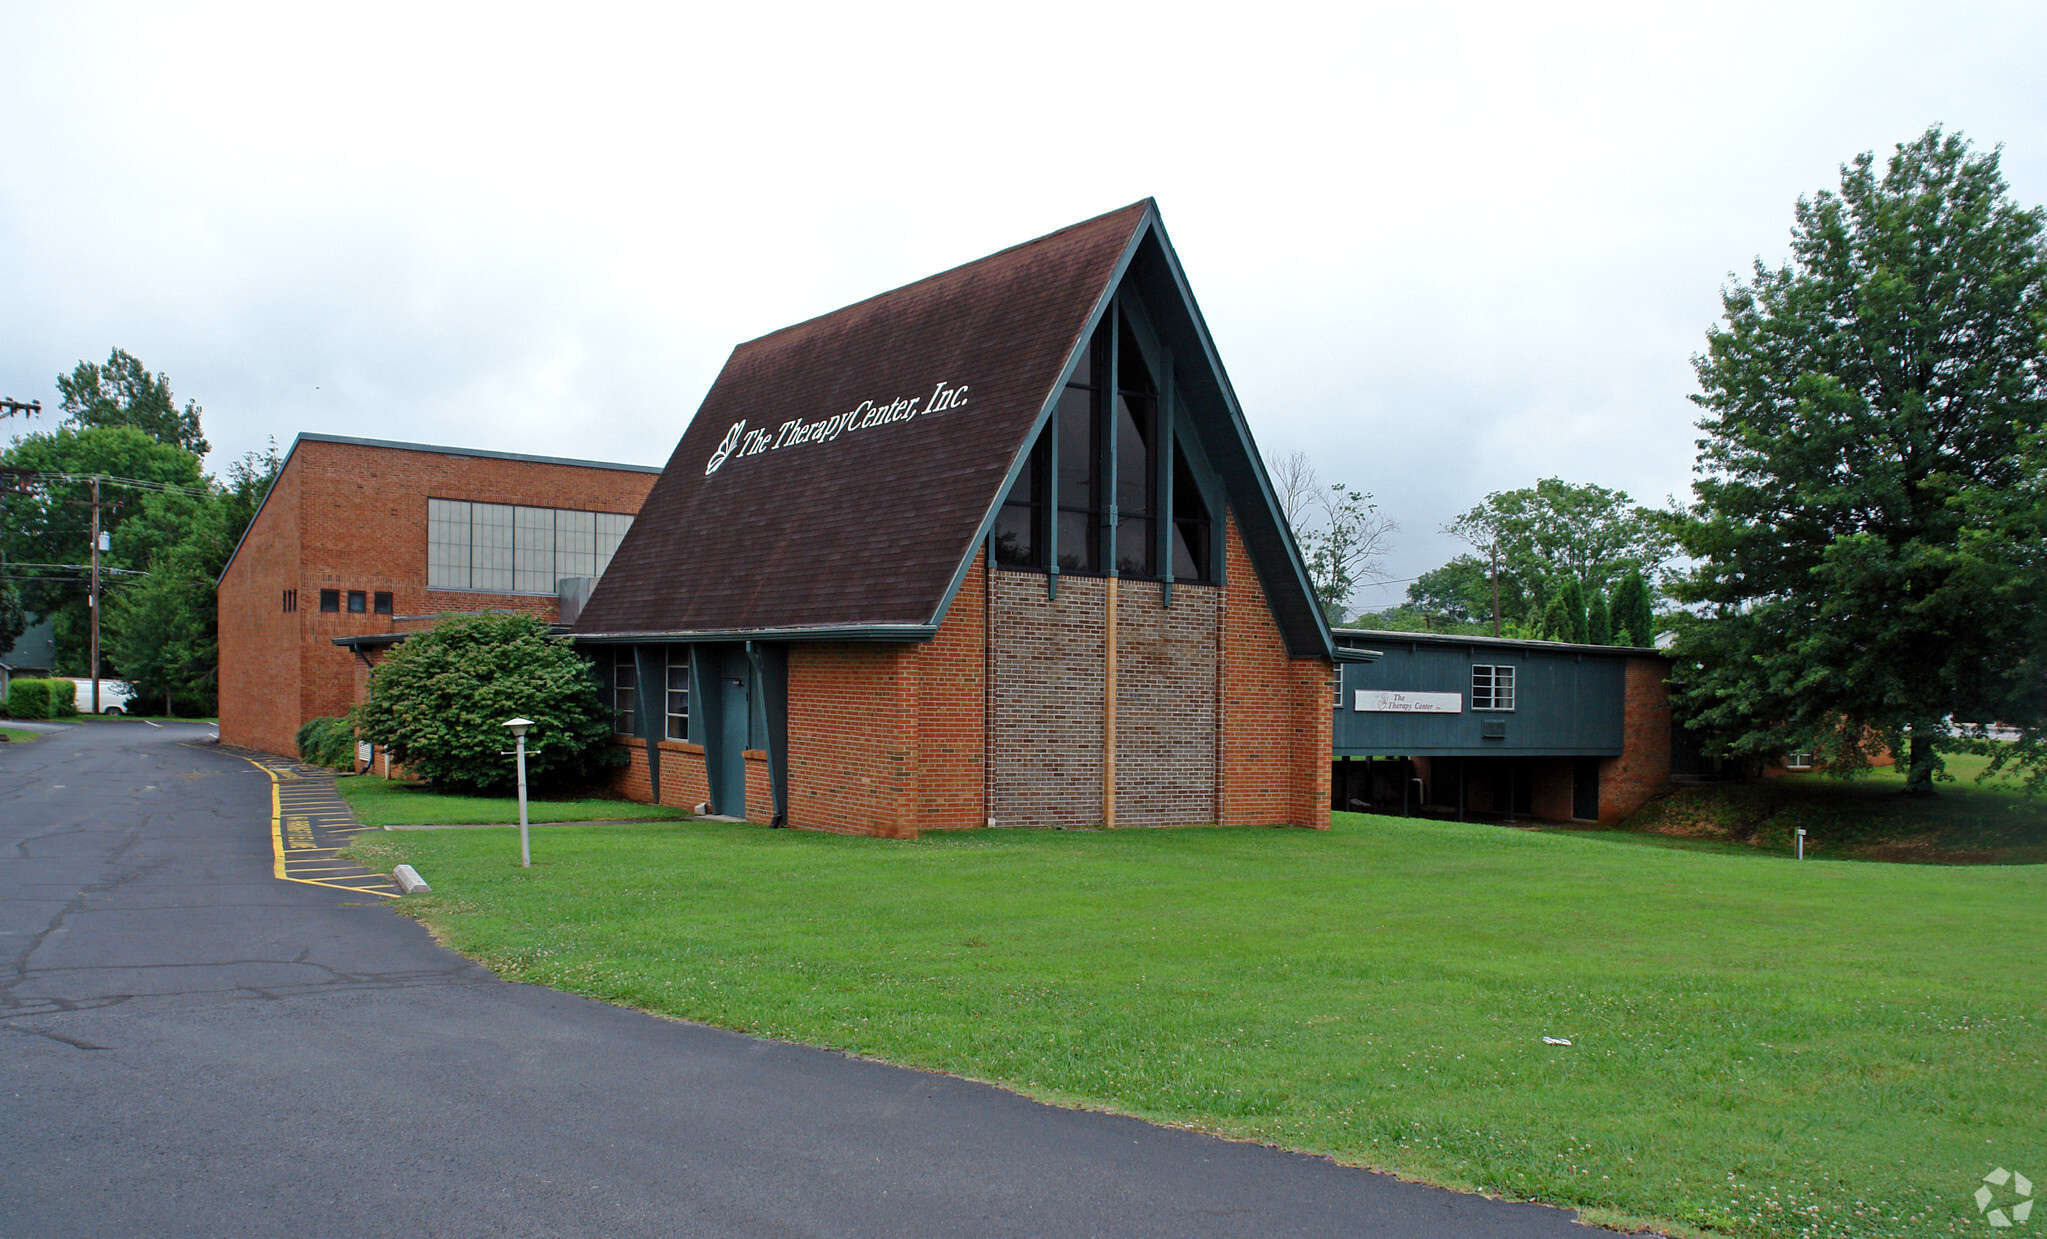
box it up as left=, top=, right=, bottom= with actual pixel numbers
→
left=221, top=752, right=396, bottom=899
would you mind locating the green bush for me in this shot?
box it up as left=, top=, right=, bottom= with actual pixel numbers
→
left=352, top=614, right=623, bottom=794
left=49, top=679, right=77, bottom=717
left=5, top=678, right=53, bottom=720
left=295, top=716, right=358, bottom=770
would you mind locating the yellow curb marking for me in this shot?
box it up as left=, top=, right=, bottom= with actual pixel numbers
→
left=226, top=751, right=396, bottom=899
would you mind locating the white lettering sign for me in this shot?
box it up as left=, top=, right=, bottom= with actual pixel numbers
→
left=707, top=380, right=973, bottom=474
left=1355, top=690, right=1463, bottom=714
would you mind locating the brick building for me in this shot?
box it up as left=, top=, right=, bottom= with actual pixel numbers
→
left=572, top=201, right=1342, bottom=836
left=216, top=434, right=660, bottom=756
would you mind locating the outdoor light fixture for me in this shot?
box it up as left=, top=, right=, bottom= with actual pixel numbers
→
left=504, top=717, right=534, bottom=867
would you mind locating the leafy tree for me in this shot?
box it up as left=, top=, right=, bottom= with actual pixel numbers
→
left=1611, top=570, right=1655, bottom=648
left=56, top=348, right=209, bottom=456
left=1301, top=484, right=1398, bottom=624
left=1586, top=588, right=1612, bottom=646
left=0, top=580, right=25, bottom=657
left=104, top=443, right=281, bottom=713
left=1669, top=126, right=2047, bottom=793
left=1443, top=477, right=1674, bottom=632
left=0, top=424, right=207, bottom=673
left=1404, top=555, right=1516, bottom=625
left=352, top=615, right=625, bottom=794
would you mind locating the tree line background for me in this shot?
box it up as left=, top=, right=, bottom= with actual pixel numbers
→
left=1, top=349, right=278, bottom=715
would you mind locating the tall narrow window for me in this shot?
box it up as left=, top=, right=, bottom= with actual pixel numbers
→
left=610, top=650, right=637, bottom=735
left=993, top=434, right=1045, bottom=567
left=1056, top=332, right=1100, bottom=572
left=1114, top=315, right=1157, bottom=576
left=665, top=649, right=690, bottom=741
left=1171, top=451, right=1212, bottom=582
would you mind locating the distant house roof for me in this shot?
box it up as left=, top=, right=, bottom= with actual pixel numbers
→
left=575, top=200, right=1334, bottom=657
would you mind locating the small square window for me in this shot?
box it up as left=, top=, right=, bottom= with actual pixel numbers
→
left=1785, top=751, right=1815, bottom=770
left=347, top=590, right=367, bottom=613
left=319, top=589, right=340, bottom=612
left=1472, top=664, right=1516, bottom=711
left=373, top=592, right=393, bottom=615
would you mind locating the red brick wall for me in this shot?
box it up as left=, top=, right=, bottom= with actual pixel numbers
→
left=912, top=552, right=987, bottom=831
left=785, top=643, right=918, bottom=836
left=216, top=436, right=657, bottom=758
left=659, top=743, right=712, bottom=810
left=744, top=750, right=775, bottom=824
left=1220, top=512, right=1332, bottom=828
left=218, top=458, right=303, bottom=754
left=1598, top=655, right=1673, bottom=823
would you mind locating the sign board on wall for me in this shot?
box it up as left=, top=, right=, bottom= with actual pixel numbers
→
left=1355, top=690, right=1463, bottom=714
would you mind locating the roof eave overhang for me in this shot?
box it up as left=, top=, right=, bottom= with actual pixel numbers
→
left=572, top=624, right=939, bottom=645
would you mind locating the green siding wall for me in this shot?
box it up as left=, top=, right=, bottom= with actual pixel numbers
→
left=1333, top=641, right=1627, bottom=757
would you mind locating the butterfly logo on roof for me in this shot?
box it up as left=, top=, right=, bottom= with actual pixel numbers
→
left=705, top=421, right=745, bottom=475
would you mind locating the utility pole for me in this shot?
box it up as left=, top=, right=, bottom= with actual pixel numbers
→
left=0, top=397, right=43, bottom=419
left=90, top=475, right=102, bottom=714
left=1490, top=542, right=1501, bottom=638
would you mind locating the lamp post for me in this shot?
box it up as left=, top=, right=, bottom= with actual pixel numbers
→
left=504, top=717, right=534, bottom=867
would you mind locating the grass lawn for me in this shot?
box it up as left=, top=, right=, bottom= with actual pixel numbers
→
left=346, top=812, right=2043, bottom=1238
left=1625, top=753, right=2047, bottom=864
left=336, top=774, right=692, bottom=826
left=0, top=725, right=42, bottom=742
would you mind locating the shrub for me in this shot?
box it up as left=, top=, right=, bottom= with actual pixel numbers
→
left=296, top=716, right=358, bottom=770
left=352, top=614, right=623, bottom=794
left=50, top=679, right=77, bottom=717
left=6, top=678, right=53, bottom=720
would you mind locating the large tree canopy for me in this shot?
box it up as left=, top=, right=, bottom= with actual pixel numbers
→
left=1421, top=478, right=1672, bottom=638
left=1669, top=126, right=2047, bottom=792
left=56, top=348, right=210, bottom=457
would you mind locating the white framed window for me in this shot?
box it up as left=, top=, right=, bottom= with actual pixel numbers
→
left=426, top=499, right=634, bottom=593
left=666, top=649, right=690, bottom=741
left=610, top=650, right=637, bottom=736
left=1472, top=664, right=1516, bottom=711
left=1785, top=751, right=1815, bottom=770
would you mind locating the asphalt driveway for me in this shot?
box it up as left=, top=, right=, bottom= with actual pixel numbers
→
left=0, top=722, right=1599, bottom=1238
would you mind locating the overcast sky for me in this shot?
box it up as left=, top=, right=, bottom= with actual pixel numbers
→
left=4, top=2, right=2043, bottom=607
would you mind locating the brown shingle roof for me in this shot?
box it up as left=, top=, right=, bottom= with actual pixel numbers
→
left=574, top=201, right=1150, bottom=637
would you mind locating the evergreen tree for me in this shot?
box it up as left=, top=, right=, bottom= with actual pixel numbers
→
left=1586, top=588, right=1612, bottom=646
left=1611, top=570, right=1655, bottom=648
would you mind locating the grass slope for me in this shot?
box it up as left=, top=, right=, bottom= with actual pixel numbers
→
left=1627, top=754, right=2047, bottom=864
left=336, top=775, right=691, bottom=826
left=347, top=814, right=2043, bottom=1238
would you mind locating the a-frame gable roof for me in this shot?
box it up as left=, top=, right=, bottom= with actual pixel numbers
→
left=575, top=201, right=1334, bottom=659
left=574, top=202, right=1149, bottom=638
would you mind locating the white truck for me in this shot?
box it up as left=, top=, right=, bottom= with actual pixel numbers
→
left=60, top=677, right=135, bottom=715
